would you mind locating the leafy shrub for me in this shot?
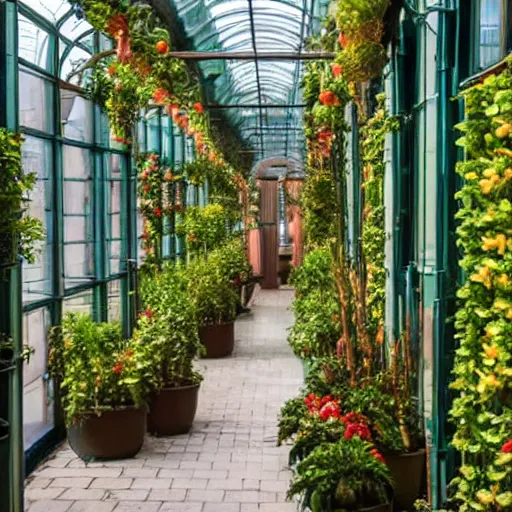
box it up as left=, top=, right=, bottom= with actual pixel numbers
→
left=137, top=263, right=203, bottom=389
left=208, top=237, right=252, bottom=284
left=48, top=314, right=150, bottom=426
left=177, top=203, right=231, bottom=254
left=187, top=256, right=239, bottom=326
left=288, top=437, right=391, bottom=511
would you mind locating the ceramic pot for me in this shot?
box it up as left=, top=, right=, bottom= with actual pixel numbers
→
left=200, top=322, right=234, bottom=358
left=68, top=406, right=146, bottom=461
left=147, top=383, right=200, bottom=436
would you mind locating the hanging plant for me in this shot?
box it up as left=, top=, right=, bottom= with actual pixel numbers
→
left=449, top=67, right=512, bottom=511
left=0, top=129, right=44, bottom=265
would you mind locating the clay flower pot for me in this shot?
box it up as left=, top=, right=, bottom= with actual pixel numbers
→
left=147, top=383, right=200, bottom=436
left=67, top=406, right=146, bottom=461
left=386, top=449, right=426, bottom=511
left=200, top=322, right=234, bottom=358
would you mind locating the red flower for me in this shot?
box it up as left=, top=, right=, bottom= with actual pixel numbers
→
left=370, top=448, right=386, bottom=464
left=153, top=88, right=169, bottom=104
left=107, top=64, right=116, bottom=76
left=319, top=401, right=340, bottom=421
left=338, top=32, right=348, bottom=48
left=194, top=102, right=204, bottom=113
left=331, top=63, right=343, bottom=78
left=502, top=440, right=512, bottom=453
left=209, top=152, right=216, bottom=162
left=344, top=422, right=372, bottom=441
left=143, top=184, right=151, bottom=194
left=341, top=412, right=368, bottom=425
left=140, top=169, right=149, bottom=180
left=125, top=350, right=134, bottom=357
left=317, top=129, right=333, bottom=142
left=153, top=207, right=162, bottom=217
left=164, top=170, right=173, bottom=181
left=113, top=363, right=123, bottom=374
left=319, top=90, right=337, bottom=106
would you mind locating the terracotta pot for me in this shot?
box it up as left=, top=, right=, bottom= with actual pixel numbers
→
left=200, top=322, right=234, bottom=358
left=68, top=406, right=146, bottom=461
left=147, top=383, right=200, bottom=436
left=386, top=449, right=426, bottom=511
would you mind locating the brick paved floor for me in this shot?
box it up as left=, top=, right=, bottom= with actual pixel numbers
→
left=25, top=288, right=302, bottom=512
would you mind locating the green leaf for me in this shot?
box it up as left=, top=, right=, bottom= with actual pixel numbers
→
left=485, top=104, right=499, bottom=116
left=496, top=492, right=512, bottom=507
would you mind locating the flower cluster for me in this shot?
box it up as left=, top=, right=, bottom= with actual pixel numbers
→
left=304, top=394, right=341, bottom=420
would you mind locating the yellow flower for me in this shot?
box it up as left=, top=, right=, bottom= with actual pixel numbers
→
left=464, top=172, right=479, bottom=180
left=486, top=325, right=501, bottom=337
left=505, top=168, right=512, bottom=180
left=471, top=266, right=492, bottom=289
left=482, top=234, right=507, bottom=255
left=479, top=174, right=500, bottom=194
left=497, top=274, right=509, bottom=286
left=483, top=168, right=497, bottom=178
left=476, top=489, right=495, bottom=505
left=493, top=298, right=511, bottom=310
left=507, top=309, right=512, bottom=320
left=483, top=344, right=499, bottom=359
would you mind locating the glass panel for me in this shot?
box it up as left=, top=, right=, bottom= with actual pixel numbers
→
left=19, top=69, right=54, bottom=133
left=61, top=90, right=94, bottom=142
left=161, top=116, right=172, bottom=160
left=22, top=136, right=53, bottom=304
left=479, top=0, right=503, bottom=68
left=147, top=111, right=160, bottom=152
left=23, top=308, right=53, bottom=449
left=19, top=0, right=70, bottom=23
left=60, top=43, right=92, bottom=86
left=63, top=146, right=94, bottom=287
left=107, top=154, right=123, bottom=275
left=63, top=289, right=94, bottom=315
left=18, top=15, right=51, bottom=71
left=59, top=15, right=93, bottom=41
left=107, top=279, right=122, bottom=322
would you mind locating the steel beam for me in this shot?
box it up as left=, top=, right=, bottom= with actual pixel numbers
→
left=167, top=51, right=335, bottom=60
left=206, top=103, right=306, bottom=109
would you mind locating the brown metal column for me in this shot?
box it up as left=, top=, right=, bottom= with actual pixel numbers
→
left=259, top=180, right=279, bottom=289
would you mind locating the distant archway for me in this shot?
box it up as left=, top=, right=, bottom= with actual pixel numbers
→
left=250, top=157, right=304, bottom=288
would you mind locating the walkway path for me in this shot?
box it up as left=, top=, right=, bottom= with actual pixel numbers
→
left=25, top=288, right=302, bottom=512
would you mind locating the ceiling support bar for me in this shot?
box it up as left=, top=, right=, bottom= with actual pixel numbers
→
left=166, top=51, right=335, bottom=60
left=206, top=103, right=306, bottom=109
left=247, top=0, right=265, bottom=157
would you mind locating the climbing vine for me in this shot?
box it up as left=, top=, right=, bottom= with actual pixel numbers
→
left=449, top=67, right=512, bottom=511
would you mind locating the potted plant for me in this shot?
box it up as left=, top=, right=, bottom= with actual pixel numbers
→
left=288, top=436, right=392, bottom=511
left=0, top=129, right=44, bottom=266
left=137, top=264, right=204, bottom=436
left=48, top=313, right=149, bottom=460
left=187, top=255, right=239, bottom=358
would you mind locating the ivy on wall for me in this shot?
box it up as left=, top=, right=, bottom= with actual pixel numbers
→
left=449, top=68, right=512, bottom=511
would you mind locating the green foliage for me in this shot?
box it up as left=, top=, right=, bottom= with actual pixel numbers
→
left=288, top=437, right=391, bottom=511
left=48, top=314, right=150, bottom=426
left=448, top=66, right=512, bottom=511
left=208, top=238, right=251, bottom=283
left=0, top=129, right=44, bottom=264
left=186, top=255, right=239, bottom=326
left=177, top=203, right=231, bottom=255
left=137, top=263, right=203, bottom=389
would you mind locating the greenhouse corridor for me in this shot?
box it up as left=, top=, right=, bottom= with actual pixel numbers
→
left=0, top=0, right=511, bottom=511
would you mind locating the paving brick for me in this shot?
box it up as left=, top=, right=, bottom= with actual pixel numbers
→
left=147, top=489, right=187, bottom=502
left=259, top=480, right=288, bottom=493
left=158, top=469, right=193, bottom=479
left=68, top=501, right=117, bottom=512
left=203, top=504, right=240, bottom=512
left=105, top=489, right=150, bottom=501
left=206, top=479, right=243, bottom=491
left=186, top=489, right=225, bottom=502
left=158, top=504, right=203, bottom=512
left=58, top=489, right=106, bottom=501
left=27, top=500, right=73, bottom=512
left=122, top=468, right=159, bottom=478
left=26, top=488, right=66, bottom=501
left=36, top=468, right=122, bottom=479
left=132, top=478, right=172, bottom=490
left=50, top=478, right=93, bottom=489
left=90, top=478, right=133, bottom=489
left=193, top=469, right=228, bottom=480
left=113, top=503, right=162, bottom=512
left=26, top=477, right=52, bottom=489
left=259, top=504, right=296, bottom=512
left=170, top=478, right=208, bottom=490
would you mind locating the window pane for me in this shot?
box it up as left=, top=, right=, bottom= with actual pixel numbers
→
left=61, top=90, right=94, bottom=142
left=19, top=69, right=54, bottom=133
left=19, top=0, right=69, bottom=23
left=480, top=0, right=503, bottom=68
left=22, top=136, right=53, bottom=304
left=161, top=116, right=172, bottom=159
left=63, top=289, right=94, bottom=315
left=147, top=111, right=160, bottom=152
left=63, top=145, right=94, bottom=287
left=60, top=42, right=92, bottom=87
left=107, top=154, right=124, bottom=275
left=107, top=279, right=122, bottom=322
left=23, top=308, right=53, bottom=449
left=18, top=15, right=51, bottom=71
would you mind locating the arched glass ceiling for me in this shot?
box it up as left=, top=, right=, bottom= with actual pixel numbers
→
left=169, top=0, right=330, bottom=166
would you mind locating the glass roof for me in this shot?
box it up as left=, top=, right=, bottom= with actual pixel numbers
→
left=170, top=0, right=329, bottom=167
